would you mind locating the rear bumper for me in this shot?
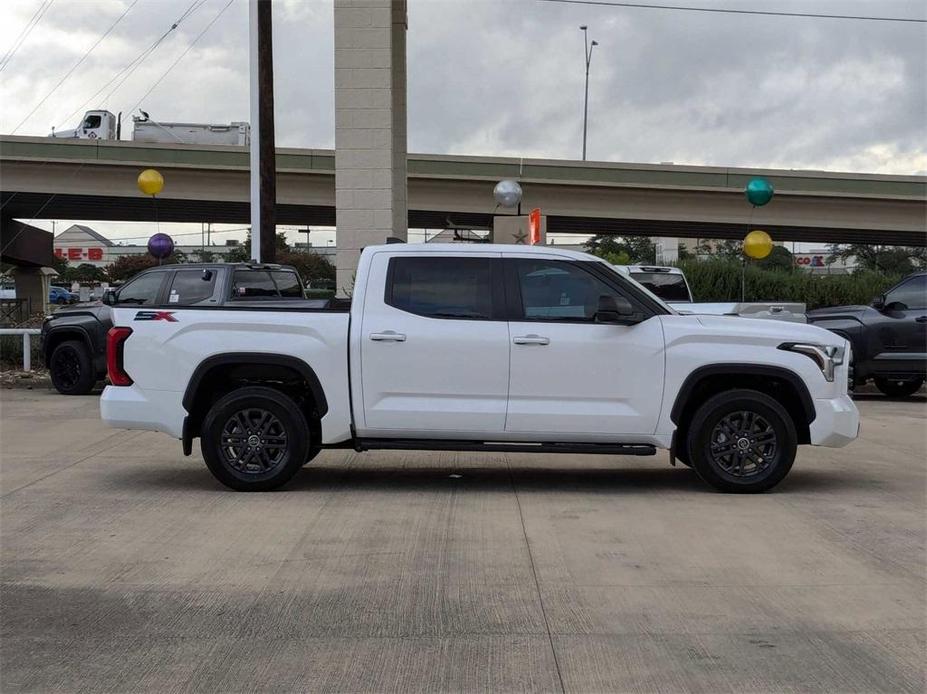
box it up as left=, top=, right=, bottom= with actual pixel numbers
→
left=100, top=385, right=185, bottom=439
left=809, top=393, right=859, bottom=448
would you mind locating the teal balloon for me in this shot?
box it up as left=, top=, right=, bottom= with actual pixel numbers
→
left=745, top=177, right=774, bottom=207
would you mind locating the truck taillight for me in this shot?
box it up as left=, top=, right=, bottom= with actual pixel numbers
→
left=107, top=327, right=133, bottom=386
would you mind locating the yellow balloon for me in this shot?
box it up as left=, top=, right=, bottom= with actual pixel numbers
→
left=137, top=169, right=164, bottom=196
left=744, top=229, right=773, bottom=259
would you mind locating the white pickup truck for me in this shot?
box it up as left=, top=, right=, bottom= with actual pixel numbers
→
left=101, top=244, right=859, bottom=493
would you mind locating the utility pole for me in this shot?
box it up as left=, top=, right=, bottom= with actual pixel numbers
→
left=249, top=0, right=277, bottom=262
left=580, top=25, right=598, bottom=161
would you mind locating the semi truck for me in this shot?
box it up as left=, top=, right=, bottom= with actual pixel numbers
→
left=49, top=110, right=250, bottom=146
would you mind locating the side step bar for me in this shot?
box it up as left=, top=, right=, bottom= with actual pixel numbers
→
left=354, top=438, right=656, bottom=456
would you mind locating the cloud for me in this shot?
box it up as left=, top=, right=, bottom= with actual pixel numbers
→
left=1, top=0, right=924, bottom=176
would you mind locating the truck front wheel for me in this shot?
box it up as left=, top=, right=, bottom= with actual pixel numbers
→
left=685, top=389, right=797, bottom=493
left=49, top=340, right=96, bottom=395
left=200, top=386, right=310, bottom=492
left=874, top=377, right=924, bottom=399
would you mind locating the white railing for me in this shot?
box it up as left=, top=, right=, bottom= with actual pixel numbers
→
left=0, top=329, right=41, bottom=371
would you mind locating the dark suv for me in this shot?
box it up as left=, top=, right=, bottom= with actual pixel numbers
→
left=42, top=263, right=317, bottom=395
left=807, top=272, right=926, bottom=397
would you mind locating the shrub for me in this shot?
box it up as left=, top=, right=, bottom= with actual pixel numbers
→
left=0, top=334, right=44, bottom=370
left=678, top=259, right=900, bottom=310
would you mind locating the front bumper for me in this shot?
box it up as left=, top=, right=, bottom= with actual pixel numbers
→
left=809, top=393, right=859, bottom=447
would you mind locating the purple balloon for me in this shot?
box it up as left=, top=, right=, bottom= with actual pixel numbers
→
left=147, top=233, right=174, bottom=259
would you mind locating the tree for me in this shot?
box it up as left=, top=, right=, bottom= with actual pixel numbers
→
left=584, top=235, right=656, bottom=264
left=190, top=248, right=217, bottom=263
left=756, top=245, right=795, bottom=273
left=72, top=263, right=107, bottom=282
left=277, top=250, right=335, bottom=285
left=105, top=252, right=185, bottom=282
left=697, top=238, right=743, bottom=260
left=828, top=244, right=927, bottom=276
left=50, top=254, right=70, bottom=280
left=224, top=230, right=290, bottom=263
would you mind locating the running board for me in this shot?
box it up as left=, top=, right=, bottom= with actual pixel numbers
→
left=354, top=439, right=656, bottom=456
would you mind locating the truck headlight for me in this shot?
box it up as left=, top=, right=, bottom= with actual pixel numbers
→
left=779, top=342, right=845, bottom=382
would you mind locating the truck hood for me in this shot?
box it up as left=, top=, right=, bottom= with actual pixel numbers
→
left=687, top=314, right=845, bottom=348
left=671, top=301, right=806, bottom=321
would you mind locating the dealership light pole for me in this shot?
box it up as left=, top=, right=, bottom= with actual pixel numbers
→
left=580, top=25, right=598, bottom=161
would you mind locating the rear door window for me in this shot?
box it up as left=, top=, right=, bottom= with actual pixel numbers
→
left=386, top=257, right=496, bottom=319
left=168, top=269, right=216, bottom=305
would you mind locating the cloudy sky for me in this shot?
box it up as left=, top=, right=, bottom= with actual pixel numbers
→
left=2, top=0, right=925, bottom=245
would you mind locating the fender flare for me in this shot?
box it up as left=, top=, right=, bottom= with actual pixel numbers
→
left=182, top=352, right=328, bottom=417
left=43, top=325, right=94, bottom=361
left=670, top=363, right=815, bottom=425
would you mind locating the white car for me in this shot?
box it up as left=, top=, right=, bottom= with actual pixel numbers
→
left=101, top=244, right=859, bottom=493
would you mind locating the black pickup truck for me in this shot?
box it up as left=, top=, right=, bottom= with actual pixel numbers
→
left=807, top=272, right=927, bottom=397
left=42, top=263, right=322, bottom=394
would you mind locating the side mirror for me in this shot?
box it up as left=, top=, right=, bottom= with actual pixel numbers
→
left=102, top=289, right=116, bottom=306
left=595, top=294, right=634, bottom=323
left=871, top=295, right=885, bottom=310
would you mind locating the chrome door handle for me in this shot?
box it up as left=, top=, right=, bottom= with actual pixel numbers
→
left=916, top=316, right=927, bottom=323
left=513, top=334, right=550, bottom=345
left=370, top=331, right=406, bottom=342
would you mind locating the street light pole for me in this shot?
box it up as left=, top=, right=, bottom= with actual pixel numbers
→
left=580, top=25, right=598, bottom=161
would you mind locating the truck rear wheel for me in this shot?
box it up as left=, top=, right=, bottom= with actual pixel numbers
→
left=200, top=386, right=309, bottom=491
left=685, top=389, right=797, bottom=493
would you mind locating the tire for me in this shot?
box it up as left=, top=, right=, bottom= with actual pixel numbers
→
left=874, top=377, right=924, bottom=399
left=685, top=389, right=797, bottom=493
left=49, top=340, right=96, bottom=395
left=200, top=386, right=310, bottom=491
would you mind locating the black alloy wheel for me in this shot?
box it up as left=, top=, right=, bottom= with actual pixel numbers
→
left=201, top=386, right=309, bottom=491
left=686, top=389, right=797, bottom=493
left=873, top=377, right=924, bottom=399
left=219, top=408, right=289, bottom=475
left=707, top=410, right=778, bottom=479
left=49, top=340, right=96, bottom=395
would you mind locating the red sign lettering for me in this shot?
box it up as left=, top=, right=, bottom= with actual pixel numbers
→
left=67, top=248, right=82, bottom=260
left=87, top=248, right=103, bottom=261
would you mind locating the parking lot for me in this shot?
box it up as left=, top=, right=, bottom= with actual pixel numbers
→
left=1, top=388, right=924, bottom=693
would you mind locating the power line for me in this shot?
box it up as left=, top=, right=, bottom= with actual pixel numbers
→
left=98, top=0, right=209, bottom=109
left=537, top=0, right=927, bottom=23
left=125, top=0, right=236, bottom=116
left=0, top=0, right=55, bottom=74
left=55, top=0, right=208, bottom=130
left=104, top=226, right=250, bottom=243
left=11, top=0, right=140, bottom=135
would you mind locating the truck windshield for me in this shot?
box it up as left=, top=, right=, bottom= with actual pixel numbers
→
left=630, top=272, right=691, bottom=302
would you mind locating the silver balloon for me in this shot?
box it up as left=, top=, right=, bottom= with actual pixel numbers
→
left=493, top=179, right=523, bottom=208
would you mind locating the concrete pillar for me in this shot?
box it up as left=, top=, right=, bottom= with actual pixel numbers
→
left=10, top=266, right=56, bottom=316
left=334, top=0, right=408, bottom=294
left=493, top=215, right=548, bottom=246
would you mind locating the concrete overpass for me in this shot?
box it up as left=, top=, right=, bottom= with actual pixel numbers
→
left=1, top=135, right=925, bottom=247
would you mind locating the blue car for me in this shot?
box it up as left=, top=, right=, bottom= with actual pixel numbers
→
left=49, top=286, right=78, bottom=305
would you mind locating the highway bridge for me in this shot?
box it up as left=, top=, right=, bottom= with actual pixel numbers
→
left=2, top=135, right=925, bottom=247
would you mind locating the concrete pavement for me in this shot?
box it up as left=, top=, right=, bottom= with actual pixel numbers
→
left=1, top=389, right=924, bottom=693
